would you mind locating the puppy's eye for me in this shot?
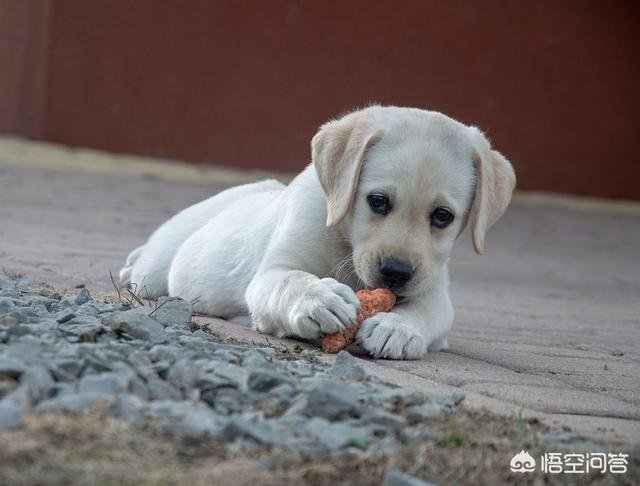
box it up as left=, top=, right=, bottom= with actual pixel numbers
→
left=367, top=194, right=391, bottom=215
left=430, top=207, right=455, bottom=228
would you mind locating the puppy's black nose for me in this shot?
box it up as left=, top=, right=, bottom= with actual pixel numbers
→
left=379, top=257, right=414, bottom=290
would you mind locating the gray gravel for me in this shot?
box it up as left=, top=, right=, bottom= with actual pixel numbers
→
left=0, top=273, right=464, bottom=459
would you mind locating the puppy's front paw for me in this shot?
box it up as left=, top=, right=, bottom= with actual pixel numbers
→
left=357, top=312, right=426, bottom=360
left=289, top=278, right=360, bottom=339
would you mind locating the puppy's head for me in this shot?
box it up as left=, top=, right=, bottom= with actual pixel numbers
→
left=313, top=106, right=515, bottom=296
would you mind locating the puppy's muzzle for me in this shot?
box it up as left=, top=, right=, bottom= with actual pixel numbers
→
left=379, top=257, right=415, bottom=291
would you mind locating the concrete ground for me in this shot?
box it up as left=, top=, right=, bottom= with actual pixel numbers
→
left=1, top=137, right=639, bottom=446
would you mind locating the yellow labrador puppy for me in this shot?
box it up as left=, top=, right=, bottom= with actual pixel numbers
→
left=120, top=106, right=515, bottom=359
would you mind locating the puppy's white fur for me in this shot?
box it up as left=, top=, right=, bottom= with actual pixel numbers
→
left=120, top=106, right=515, bottom=359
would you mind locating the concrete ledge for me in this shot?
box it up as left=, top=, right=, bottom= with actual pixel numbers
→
left=0, top=135, right=295, bottom=186
left=1, top=135, right=639, bottom=213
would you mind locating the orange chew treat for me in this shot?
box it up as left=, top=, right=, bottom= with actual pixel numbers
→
left=321, top=288, right=396, bottom=353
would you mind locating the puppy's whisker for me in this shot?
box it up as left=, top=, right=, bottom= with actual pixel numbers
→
left=331, top=253, right=355, bottom=283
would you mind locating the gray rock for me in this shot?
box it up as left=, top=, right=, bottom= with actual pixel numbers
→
left=304, top=417, right=372, bottom=449
left=433, top=395, right=455, bottom=414
left=96, top=303, right=125, bottom=314
left=145, top=400, right=224, bottom=437
left=452, top=390, right=465, bottom=405
left=255, top=346, right=278, bottom=357
left=0, top=401, right=22, bottom=429
left=76, top=302, right=101, bottom=317
left=371, top=386, right=427, bottom=409
left=151, top=360, right=170, bottom=377
left=59, top=315, right=104, bottom=341
left=23, top=319, right=57, bottom=335
left=242, top=349, right=271, bottom=369
left=383, top=468, right=435, bottom=486
left=5, top=325, right=35, bottom=339
left=405, top=403, right=441, bottom=422
left=224, top=413, right=287, bottom=446
left=35, top=393, right=95, bottom=413
left=167, top=358, right=202, bottom=393
left=205, top=387, right=241, bottom=415
left=49, top=358, right=83, bottom=381
left=129, top=375, right=150, bottom=400
left=360, top=409, right=407, bottom=430
left=288, top=378, right=361, bottom=420
left=330, top=350, right=367, bottom=381
left=58, top=295, right=77, bottom=309
left=107, top=308, right=166, bottom=343
left=150, top=297, right=192, bottom=328
left=0, top=288, right=20, bottom=299
left=0, top=379, right=19, bottom=398
left=21, top=365, right=55, bottom=404
left=147, top=377, right=182, bottom=401
left=4, top=338, right=49, bottom=361
left=286, top=360, right=315, bottom=377
left=0, top=297, right=14, bottom=315
left=75, top=288, right=92, bottom=305
left=0, top=355, right=26, bottom=379
left=248, top=369, right=292, bottom=392
left=165, top=404, right=224, bottom=437
left=80, top=353, right=114, bottom=374
left=0, top=274, right=16, bottom=290
left=78, top=372, right=131, bottom=397
left=106, top=394, right=145, bottom=422
left=210, top=362, right=249, bottom=391
left=1, top=308, right=39, bottom=325
left=211, top=349, right=241, bottom=363
left=26, top=295, right=57, bottom=309
left=148, top=344, right=178, bottom=364
left=269, top=383, right=295, bottom=401
left=56, top=309, right=76, bottom=323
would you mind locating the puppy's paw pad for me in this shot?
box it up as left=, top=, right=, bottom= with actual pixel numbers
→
left=357, top=313, right=426, bottom=360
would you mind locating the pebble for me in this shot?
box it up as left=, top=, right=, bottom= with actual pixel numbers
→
left=0, top=355, right=27, bottom=379
left=0, top=274, right=16, bottom=290
left=248, top=368, right=292, bottom=392
left=35, top=393, right=95, bottom=413
left=150, top=296, right=192, bottom=328
left=330, top=350, right=367, bottom=381
left=106, top=308, right=166, bottom=343
left=304, top=416, right=372, bottom=449
left=0, top=274, right=469, bottom=460
left=405, top=403, right=441, bottom=422
left=0, top=401, right=22, bottom=429
left=75, top=288, right=92, bottom=306
left=291, top=378, right=361, bottom=420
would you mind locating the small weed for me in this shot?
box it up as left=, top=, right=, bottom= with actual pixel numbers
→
left=348, top=436, right=368, bottom=450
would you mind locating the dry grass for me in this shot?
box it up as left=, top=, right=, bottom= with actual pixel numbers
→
left=1, top=406, right=637, bottom=486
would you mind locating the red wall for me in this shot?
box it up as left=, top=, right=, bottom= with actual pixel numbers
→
left=3, top=0, right=640, bottom=199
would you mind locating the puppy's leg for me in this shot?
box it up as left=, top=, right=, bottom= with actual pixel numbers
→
left=246, top=269, right=360, bottom=340
left=124, top=179, right=284, bottom=299
left=356, top=285, right=453, bottom=360
left=119, top=245, right=144, bottom=288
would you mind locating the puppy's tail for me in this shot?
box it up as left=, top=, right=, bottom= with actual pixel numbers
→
left=119, top=245, right=144, bottom=288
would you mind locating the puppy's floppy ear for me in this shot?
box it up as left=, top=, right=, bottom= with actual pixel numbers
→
left=468, top=131, right=516, bottom=255
left=312, top=113, right=381, bottom=226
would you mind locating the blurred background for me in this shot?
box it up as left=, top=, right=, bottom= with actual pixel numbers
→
left=1, top=2, right=640, bottom=452
left=1, top=0, right=638, bottom=199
